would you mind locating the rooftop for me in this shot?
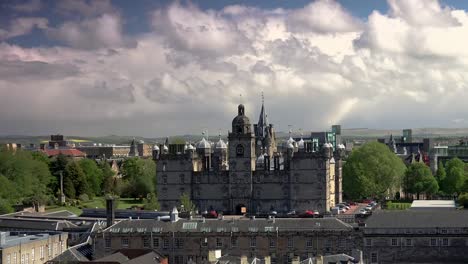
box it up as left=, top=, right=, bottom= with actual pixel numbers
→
left=365, top=210, right=468, bottom=229
left=104, top=218, right=353, bottom=234
left=0, top=232, right=59, bottom=249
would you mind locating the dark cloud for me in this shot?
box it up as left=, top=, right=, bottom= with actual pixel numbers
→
left=77, top=81, right=136, bottom=103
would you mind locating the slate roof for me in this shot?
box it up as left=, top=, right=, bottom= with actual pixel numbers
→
left=365, top=210, right=468, bottom=229
left=92, top=249, right=166, bottom=264
left=0, top=217, right=61, bottom=230
left=104, top=218, right=353, bottom=234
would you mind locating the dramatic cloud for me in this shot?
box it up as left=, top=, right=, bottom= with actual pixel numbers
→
left=0, top=17, right=48, bottom=40
left=2, top=0, right=468, bottom=137
left=10, top=0, right=42, bottom=13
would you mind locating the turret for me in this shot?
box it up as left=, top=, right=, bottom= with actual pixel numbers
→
left=152, top=144, right=160, bottom=160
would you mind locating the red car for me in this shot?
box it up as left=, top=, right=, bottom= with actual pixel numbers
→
left=299, top=210, right=316, bottom=218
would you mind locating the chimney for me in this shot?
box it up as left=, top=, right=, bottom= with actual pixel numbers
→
left=106, top=198, right=116, bottom=227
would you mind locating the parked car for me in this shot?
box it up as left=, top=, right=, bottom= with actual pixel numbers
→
left=286, top=210, right=297, bottom=217
left=203, top=210, right=218, bottom=218
left=299, top=210, right=317, bottom=218
left=336, top=204, right=348, bottom=211
left=359, top=208, right=369, bottom=215
left=349, top=201, right=357, bottom=206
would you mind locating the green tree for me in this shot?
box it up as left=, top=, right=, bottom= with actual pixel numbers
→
left=343, top=141, right=406, bottom=200
left=121, top=158, right=156, bottom=198
left=63, top=175, right=76, bottom=199
left=143, top=193, right=160, bottom=210
left=179, top=193, right=196, bottom=213
left=49, top=154, right=69, bottom=193
left=64, top=161, right=89, bottom=199
left=435, top=161, right=446, bottom=186
left=99, top=161, right=119, bottom=195
left=459, top=193, right=468, bottom=208
left=0, top=198, right=13, bottom=214
left=78, top=159, right=103, bottom=197
left=0, top=149, right=51, bottom=204
left=404, top=163, right=439, bottom=199
left=441, top=157, right=466, bottom=195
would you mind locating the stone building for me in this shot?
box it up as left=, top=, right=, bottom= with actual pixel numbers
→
left=93, top=216, right=359, bottom=264
left=0, top=232, right=67, bottom=264
left=155, top=103, right=344, bottom=214
left=363, top=210, right=468, bottom=263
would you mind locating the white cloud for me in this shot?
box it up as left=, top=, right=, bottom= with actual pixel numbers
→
left=46, top=14, right=125, bottom=49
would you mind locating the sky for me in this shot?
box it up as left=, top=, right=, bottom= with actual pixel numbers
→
left=2, top=0, right=468, bottom=137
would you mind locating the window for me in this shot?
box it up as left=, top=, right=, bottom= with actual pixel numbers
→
left=231, top=237, right=238, bottom=247
left=406, top=238, right=412, bottom=246
left=287, top=237, right=294, bottom=248
left=153, top=237, right=160, bottom=248
left=180, top=174, right=185, bottom=184
left=370, top=253, right=378, bottom=264
left=441, top=229, right=448, bottom=234
left=25, top=254, right=29, bottom=264
left=7, top=254, right=10, bottom=264
left=40, top=246, right=44, bottom=259
left=365, top=238, right=372, bottom=246
left=54, top=242, right=58, bottom=256
left=430, top=238, right=437, bottom=246
left=250, top=237, right=257, bottom=248
left=48, top=244, right=52, bottom=258
left=175, top=255, right=183, bottom=264
left=13, top=253, right=17, bottom=264
left=306, top=238, right=313, bottom=248
left=236, top=144, right=244, bottom=157
left=163, top=238, right=170, bottom=249
left=201, top=238, right=208, bottom=247
left=442, top=238, right=449, bottom=246
left=391, top=238, right=398, bottom=246
left=216, top=238, right=223, bottom=248
left=269, top=238, right=276, bottom=248
left=143, top=237, right=150, bottom=248
left=175, top=238, right=184, bottom=249
left=162, top=176, right=167, bottom=184
left=31, top=248, right=34, bottom=262
left=121, top=238, right=129, bottom=248
left=21, top=254, right=24, bottom=264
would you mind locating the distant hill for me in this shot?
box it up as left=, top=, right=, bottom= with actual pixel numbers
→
left=2, top=128, right=468, bottom=146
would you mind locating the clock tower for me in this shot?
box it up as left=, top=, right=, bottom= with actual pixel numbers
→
left=228, top=104, right=256, bottom=214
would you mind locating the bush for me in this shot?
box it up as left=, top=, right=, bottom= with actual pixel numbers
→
left=459, top=193, right=468, bottom=208
left=78, top=194, right=90, bottom=202
left=0, top=199, right=13, bottom=214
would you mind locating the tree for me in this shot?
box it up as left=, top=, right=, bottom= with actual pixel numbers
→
left=99, top=161, right=119, bottom=195
left=0, top=198, right=13, bottom=214
left=78, top=159, right=103, bottom=197
left=121, top=158, right=156, bottom=198
left=459, top=193, right=468, bottom=208
left=441, top=157, right=466, bottom=195
left=404, top=163, right=439, bottom=199
left=435, top=161, right=446, bottom=186
left=49, top=153, right=69, bottom=193
left=343, top=141, right=406, bottom=200
left=179, top=193, right=196, bottom=213
left=64, top=161, right=89, bottom=199
left=143, top=193, right=160, bottom=211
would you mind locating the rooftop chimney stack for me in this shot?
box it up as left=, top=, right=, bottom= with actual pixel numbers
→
left=106, top=198, right=116, bottom=227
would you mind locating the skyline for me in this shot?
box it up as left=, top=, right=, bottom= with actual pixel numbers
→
left=2, top=0, right=468, bottom=137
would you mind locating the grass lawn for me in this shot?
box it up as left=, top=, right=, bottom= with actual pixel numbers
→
left=45, top=197, right=145, bottom=216
left=386, top=201, right=411, bottom=210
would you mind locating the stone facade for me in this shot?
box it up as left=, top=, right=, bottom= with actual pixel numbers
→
left=93, top=217, right=359, bottom=264
left=155, top=104, right=344, bottom=214
left=0, top=232, right=67, bottom=264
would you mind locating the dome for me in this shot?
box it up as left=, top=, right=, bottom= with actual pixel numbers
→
left=153, top=145, right=160, bottom=151
left=197, top=138, right=211, bottom=149
left=323, top=143, right=332, bottom=148
left=298, top=138, right=305, bottom=149
left=187, top=144, right=195, bottom=150
left=215, top=138, right=227, bottom=149
left=284, top=137, right=295, bottom=148
left=287, top=142, right=295, bottom=149
left=232, top=104, right=251, bottom=133
left=337, top=144, right=345, bottom=149
left=163, top=145, right=169, bottom=151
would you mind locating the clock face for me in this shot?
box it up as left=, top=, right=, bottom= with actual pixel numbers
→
left=236, top=144, right=244, bottom=156
left=257, top=140, right=262, bottom=146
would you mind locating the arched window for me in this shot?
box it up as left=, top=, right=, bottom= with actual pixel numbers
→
left=236, top=144, right=244, bottom=157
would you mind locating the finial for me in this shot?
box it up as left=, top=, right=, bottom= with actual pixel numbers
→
left=218, top=129, right=222, bottom=139
left=239, top=93, right=242, bottom=104
left=261, top=91, right=264, bottom=105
